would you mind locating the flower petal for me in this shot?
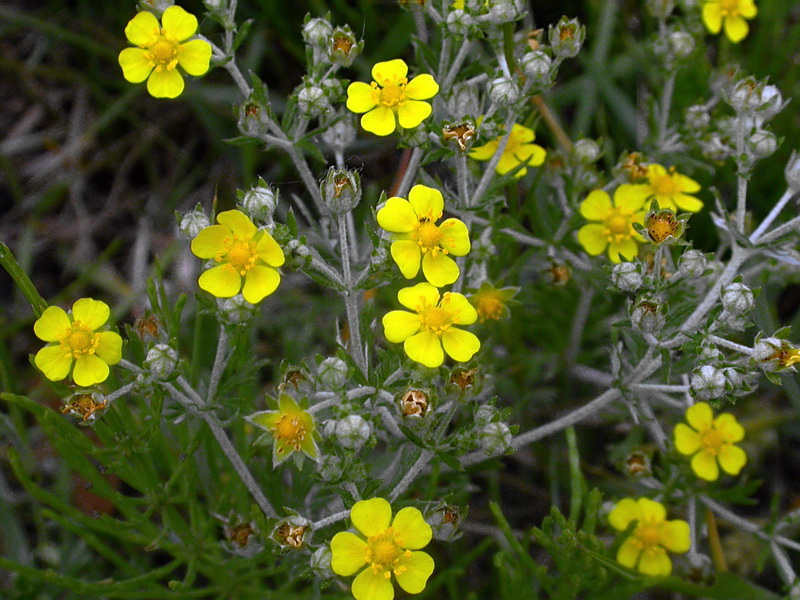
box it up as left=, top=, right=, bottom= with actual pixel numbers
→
left=714, top=413, right=745, bottom=443
left=191, top=225, right=229, bottom=258
left=124, top=10, right=160, bottom=46
left=247, top=410, right=280, bottom=430
left=609, top=498, right=640, bottom=531
left=660, top=520, right=691, bottom=554
left=397, top=100, right=431, bottom=130
left=372, top=59, right=407, bottom=86
left=392, top=507, right=432, bottom=550
left=397, top=282, right=440, bottom=311
left=35, top=345, right=73, bottom=382
left=616, top=536, right=642, bottom=570
left=95, top=331, right=123, bottom=365
left=421, top=252, right=459, bottom=287
left=702, top=3, right=723, bottom=34
left=198, top=264, right=242, bottom=298
left=390, top=240, right=422, bottom=280
left=441, top=292, right=478, bottom=325
left=691, top=450, right=720, bottom=481
left=330, top=531, right=368, bottom=576
left=469, top=140, right=499, bottom=161
left=256, top=232, right=285, bottom=267
left=408, top=185, right=444, bottom=220
left=395, top=551, right=435, bottom=594
left=382, top=310, right=421, bottom=343
left=161, top=5, right=198, bottom=42
left=347, top=82, right=378, bottom=114
left=217, top=209, right=256, bottom=239
left=718, top=444, right=747, bottom=476
left=441, top=328, right=480, bottom=363
left=405, top=331, right=444, bottom=368
left=686, top=402, right=713, bottom=430
left=673, top=194, right=704, bottom=213
left=577, top=224, right=608, bottom=256
left=724, top=15, right=749, bottom=43
left=404, top=74, right=439, bottom=100
left=377, top=197, right=417, bottom=233
left=674, top=423, right=702, bottom=456
left=351, top=497, right=392, bottom=538
left=242, top=265, right=280, bottom=303
left=73, top=354, right=110, bottom=387
left=580, top=190, right=612, bottom=220
left=637, top=497, right=666, bottom=522
left=34, top=306, right=70, bottom=342
left=147, top=68, right=185, bottom=99
left=177, top=39, right=211, bottom=76
left=740, top=0, right=757, bottom=18
left=72, top=298, right=110, bottom=330
left=638, top=546, right=672, bottom=576
left=610, top=238, right=639, bottom=263
left=352, top=567, right=394, bottom=600
left=118, top=48, right=153, bottom=83
left=615, top=184, right=648, bottom=212
left=438, top=218, right=470, bottom=255
left=361, top=106, right=397, bottom=136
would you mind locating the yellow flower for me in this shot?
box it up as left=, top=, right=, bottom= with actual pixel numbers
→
left=33, top=298, right=122, bottom=387
left=469, top=282, right=518, bottom=322
left=626, top=164, right=703, bottom=213
left=577, top=185, right=647, bottom=263
left=331, top=497, right=435, bottom=600
left=191, top=209, right=285, bottom=304
left=469, top=123, right=546, bottom=178
left=246, top=394, right=319, bottom=467
left=346, top=59, right=439, bottom=136
left=702, top=0, right=757, bottom=43
left=376, top=184, right=470, bottom=287
left=118, top=6, right=212, bottom=99
left=674, top=402, right=746, bottom=481
left=608, top=497, right=691, bottom=576
left=382, top=282, right=480, bottom=368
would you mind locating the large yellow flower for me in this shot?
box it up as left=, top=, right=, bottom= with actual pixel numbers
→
left=246, top=394, right=319, bottom=467
left=33, top=298, right=123, bottom=387
left=609, top=497, right=691, bottom=576
left=191, top=209, right=285, bottom=304
left=702, top=0, right=757, bottom=44
left=626, top=164, right=703, bottom=213
left=118, top=6, right=212, bottom=99
left=674, top=402, right=746, bottom=481
left=346, top=59, right=439, bottom=136
left=469, top=123, right=546, bottom=178
left=382, top=282, right=480, bottom=368
left=331, top=497, right=435, bottom=600
left=377, top=185, right=470, bottom=287
left=577, top=185, right=647, bottom=263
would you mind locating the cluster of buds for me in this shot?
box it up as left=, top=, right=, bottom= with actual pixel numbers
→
left=725, top=77, right=785, bottom=123
left=301, top=16, right=363, bottom=68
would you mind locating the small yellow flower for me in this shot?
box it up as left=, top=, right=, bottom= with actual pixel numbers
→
left=34, top=298, right=123, bottom=387
left=626, top=164, right=703, bottom=213
left=331, top=497, right=435, bottom=600
left=191, top=209, right=285, bottom=304
left=674, top=402, right=746, bottom=481
left=702, top=0, right=757, bottom=43
left=469, top=282, right=518, bottom=322
left=118, top=6, right=212, bottom=99
left=377, top=184, right=470, bottom=287
left=469, top=123, right=546, bottom=178
left=609, top=497, right=691, bottom=576
left=383, top=282, right=480, bottom=368
left=577, top=185, right=647, bottom=263
left=346, top=59, right=439, bottom=136
left=246, top=394, right=319, bottom=467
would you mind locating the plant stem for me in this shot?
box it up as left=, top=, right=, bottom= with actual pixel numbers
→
left=389, top=449, right=435, bottom=502
left=706, top=507, right=728, bottom=572
left=749, top=189, right=795, bottom=243
left=338, top=213, right=366, bottom=374
left=207, top=325, right=229, bottom=404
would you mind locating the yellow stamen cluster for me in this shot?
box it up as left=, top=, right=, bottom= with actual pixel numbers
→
left=375, top=78, right=408, bottom=107
left=272, top=414, right=307, bottom=453
left=365, top=528, right=412, bottom=579
left=61, top=323, right=101, bottom=358
left=418, top=296, right=458, bottom=336
left=219, top=238, right=259, bottom=276
left=146, top=34, right=179, bottom=72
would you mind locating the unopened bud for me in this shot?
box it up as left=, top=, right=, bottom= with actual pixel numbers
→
left=204, top=0, right=226, bottom=12
left=239, top=183, right=278, bottom=227
left=302, top=16, right=333, bottom=48
left=785, top=151, right=800, bottom=193
left=690, top=365, right=727, bottom=400
left=297, top=85, right=330, bottom=118
left=145, top=343, right=178, bottom=379
left=630, top=299, right=665, bottom=334
left=335, top=415, right=371, bottom=450
left=317, top=357, right=348, bottom=390
left=646, top=0, right=675, bottom=18
left=474, top=404, right=497, bottom=426
left=720, top=282, right=754, bottom=316
left=218, top=295, right=258, bottom=323
left=180, top=207, right=211, bottom=240
left=485, top=0, right=524, bottom=24
left=573, top=138, right=601, bottom=163
left=678, top=249, right=707, bottom=278
left=447, top=83, right=480, bottom=119
left=611, top=262, right=644, bottom=293
left=758, top=85, right=784, bottom=122
left=727, top=78, right=763, bottom=114
left=549, top=16, right=585, bottom=59
left=479, top=422, right=513, bottom=456
left=320, top=167, right=361, bottom=214
left=488, top=76, right=521, bottom=106
left=668, top=30, right=694, bottom=59
left=748, top=129, right=778, bottom=159
left=685, top=104, right=710, bottom=131
left=446, top=10, right=475, bottom=36
left=520, top=50, right=553, bottom=89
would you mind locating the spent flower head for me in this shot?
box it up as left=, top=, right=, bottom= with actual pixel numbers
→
left=577, top=185, right=648, bottom=263
left=469, top=122, right=546, bottom=178
left=674, top=401, right=746, bottom=481
left=468, top=282, right=518, bottom=322
left=118, top=6, right=212, bottom=98
left=346, top=59, right=439, bottom=136
left=34, top=298, right=123, bottom=388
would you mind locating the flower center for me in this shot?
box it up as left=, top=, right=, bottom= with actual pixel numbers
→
left=475, top=293, right=503, bottom=321
left=365, top=528, right=411, bottom=578
left=603, top=209, right=633, bottom=243
left=378, top=80, right=407, bottom=108
left=272, top=414, right=306, bottom=452
left=634, top=522, right=662, bottom=549
left=647, top=215, right=678, bottom=243
left=223, top=239, right=259, bottom=275
left=419, top=297, right=458, bottom=335
left=700, top=427, right=723, bottom=456
left=719, top=0, right=740, bottom=15
left=61, top=322, right=100, bottom=358
left=146, top=34, right=179, bottom=71
left=415, top=221, right=443, bottom=253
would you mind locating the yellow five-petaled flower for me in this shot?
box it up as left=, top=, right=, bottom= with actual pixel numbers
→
left=331, top=497, right=435, bottom=600
left=674, top=401, right=747, bottom=481
left=191, top=209, right=285, bottom=304
left=377, top=184, right=470, bottom=287
left=382, top=282, right=480, bottom=368
left=34, top=298, right=123, bottom=388
left=627, top=164, right=703, bottom=213
left=577, top=185, right=647, bottom=263
left=246, top=394, right=319, bottom=467
left=609, top=497, right=691, bottom=576
left=118, top=5, right=212, bottom=98
left=469, top=122, right=546, bottom=178
left=702, top=0, right=757, bottom=44
left=346, top=59, right=439, bottom=136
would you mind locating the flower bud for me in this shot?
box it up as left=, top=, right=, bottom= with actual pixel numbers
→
left=321, top=78, right=344, bottom=101
left=549, top=16, right=585, bottom=59
left=179, top=207, right=210, bottom=240
left=611, top=262, right=644, bottom=293
left=474, top=403, right=497, bottom=426
left=204, top=0, right=226, bottom=12
left=485, top=0, right=524, bottom=24
left=720, top=282, right=754, bottom=316
left=310, top=547, right=333, bottom=578
left=329, top=26, right=361, bottom=67
left=751, top=337, right=800, bottom=372
left=785, top=151, right=800, bottom=193
left=426, top=504, right=464, bottom=542
left=137, top=0, right=173, bottom=17
left=399, top=389, right=429, bottom=418
left=218, top=295, right=257, bottom=323
left=573, top=138, right=601, bottom=164
left=668, top=30, right=694, bottom=59
left=758, top=84, right=784, bottom=122
left=630, top=299, right=665, bottom=334
left=237, top=102, right=269, bottom=136
left=698, top=344, right=723, bottom=364
left=317, top=357, right=348, bottom=390
left=685, top=105, right=710, bottom=131
left=317, top=454, right=342, bottom=481
left=446, top=10, right=475, bottom=36
left=239, top=183, right=278, bottom=227
left=479, top=422, right=513, bottom=456
left=747, top=129, right=777, bottom=159
left=302, top=16, right=333, bottom=48
left=488, top=76, right=521, bottom=106
left=623, top=450, right=652, bottom=477
left=727, top=78, right=762, bottom=114
left=320, top=167, right=361, bottom=214
left=297, top=85, right=330, bottom=118
left=699, top=133, right=732, bottom=162
left=321, top=113, right=356, bottom=152
left=646, top=0, right=675, bottom=18
left=678, top=249, right=707, bottom=278
left=690, top=365, right=727, bottom=400
left=520, top=50, right=553, bottom=89
left=447, top=84, right=480, bottom=119
left=335, top=415, right=371, bottom=450
left=145, top=343, right=178, bottom=380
